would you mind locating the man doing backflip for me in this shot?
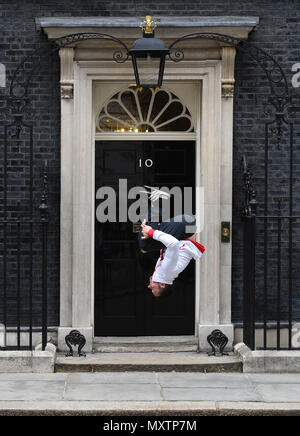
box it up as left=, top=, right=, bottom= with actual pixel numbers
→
left=139, top=215, right=205, bottom=298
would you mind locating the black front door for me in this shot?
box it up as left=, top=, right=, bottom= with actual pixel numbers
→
left=95, top=140, right=196, bottom=336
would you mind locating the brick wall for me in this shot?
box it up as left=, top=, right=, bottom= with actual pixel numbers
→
left=0, top=0, right=299, bottom=325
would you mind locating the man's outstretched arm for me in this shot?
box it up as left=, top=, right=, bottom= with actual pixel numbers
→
left=141, top=220, right=180, bottom=283
left=141, top=219, right=179, bottom=249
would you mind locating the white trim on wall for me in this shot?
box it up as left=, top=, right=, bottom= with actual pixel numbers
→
left=58, top=58, right=234, bottom=352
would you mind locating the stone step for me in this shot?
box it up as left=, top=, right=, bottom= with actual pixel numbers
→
left=55, top=352, right=242, bottom=373
left=93, top=336, right=199, bottom=353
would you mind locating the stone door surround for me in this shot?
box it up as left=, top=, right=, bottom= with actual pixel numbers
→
left=37, top=16, right=259, bottom=351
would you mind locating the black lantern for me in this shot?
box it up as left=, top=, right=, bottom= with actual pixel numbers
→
left=130, top=16, right=170, bottom=89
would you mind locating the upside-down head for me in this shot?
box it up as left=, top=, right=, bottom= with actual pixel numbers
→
left=148, top=276, right=173, bottom=299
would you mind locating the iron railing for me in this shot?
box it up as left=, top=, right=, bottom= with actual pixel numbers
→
left=0, top=165, right=48, bottom=351
left=242, top=157, right=300, bottom=350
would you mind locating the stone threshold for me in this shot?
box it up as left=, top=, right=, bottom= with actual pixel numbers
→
left=55, top=352, right=242, bottom=373
left=93, top=336, right=198, bottom=353
left=94, top=335, right=198, bottom=344
left=0, top=401, right=299, bottom=416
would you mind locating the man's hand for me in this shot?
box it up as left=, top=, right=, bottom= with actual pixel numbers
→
left=141, top=219, right=153, bottom=240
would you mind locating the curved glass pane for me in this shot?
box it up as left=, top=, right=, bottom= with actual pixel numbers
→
left=97, top=86, right=194, bottom=133
left=150, top=90, right=170, bottom=122
left=155, top=101, right=185, bottom=126
left=156, top=116, right=192, bottom=132
left=137, top=88, right=153, bottom=121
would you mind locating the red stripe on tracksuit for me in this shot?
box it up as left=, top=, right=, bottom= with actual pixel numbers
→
left=185, top=238, right=206, bottom=253
left=148, top=229, right=205, bottom=254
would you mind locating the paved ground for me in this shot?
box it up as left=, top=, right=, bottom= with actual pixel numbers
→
left=1, top=372, right=300, bottom=415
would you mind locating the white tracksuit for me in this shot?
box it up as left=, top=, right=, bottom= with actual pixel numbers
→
left=150, top=230, right=205, bottom=285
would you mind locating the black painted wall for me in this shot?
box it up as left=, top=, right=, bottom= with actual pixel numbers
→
left=0, top=0, right=300, bottom=325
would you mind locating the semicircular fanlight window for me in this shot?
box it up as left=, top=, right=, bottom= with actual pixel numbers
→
left=97, top=86, right=194, bottom=133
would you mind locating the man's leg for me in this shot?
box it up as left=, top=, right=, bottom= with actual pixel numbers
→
left=159, top=214, right=196, bottom=240
left=138, top=214, right=196, bottom=253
